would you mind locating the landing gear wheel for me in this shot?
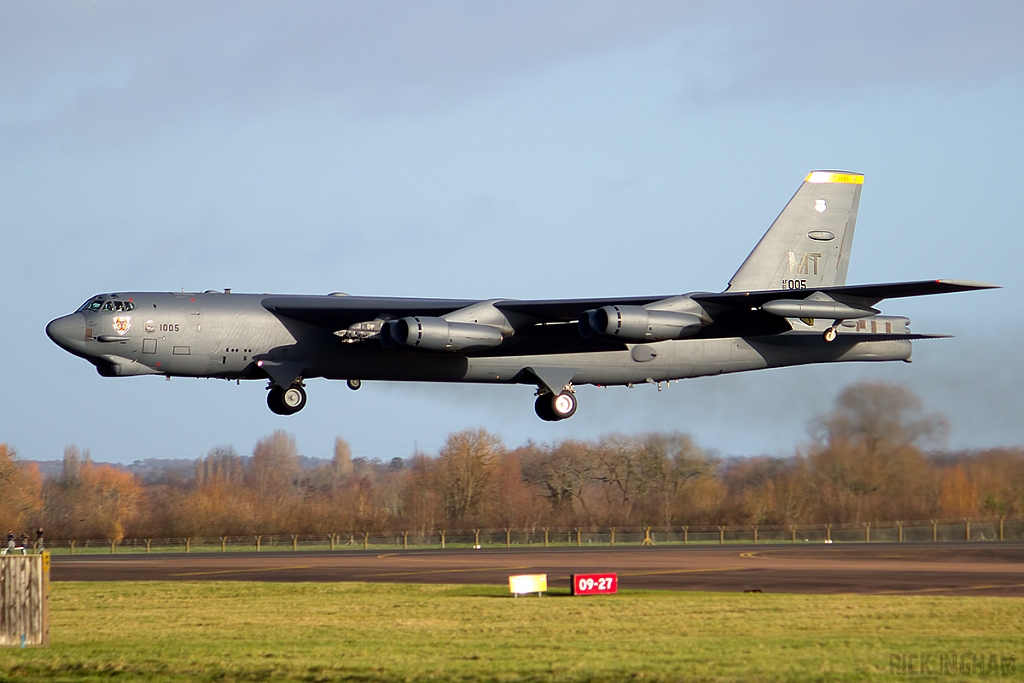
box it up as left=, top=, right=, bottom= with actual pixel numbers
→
left=267, top=386, right=287, bottom=415
left=823, top=326, right=838, bottom=343
left=535, top=391, right=578, bottom=421
left=281, top=385, right=307, bottom=414
left=347, top=379, right=362, bottom=391
left=535, top=394, right=557, bottom=421
left=551, top=391, right=577, bottom=420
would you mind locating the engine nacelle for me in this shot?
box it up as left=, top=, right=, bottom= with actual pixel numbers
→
left=380, top=316, right=503, bottom=352
left=579, top=305, right=702, bottom=342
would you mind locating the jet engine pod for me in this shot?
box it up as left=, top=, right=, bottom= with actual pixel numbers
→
left=587, top=306, right=702, bottom=342
left=385, top=316, right=503, bottom=352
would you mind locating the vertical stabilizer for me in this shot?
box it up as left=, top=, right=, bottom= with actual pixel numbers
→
left=726, top=171, right=863, bottom=292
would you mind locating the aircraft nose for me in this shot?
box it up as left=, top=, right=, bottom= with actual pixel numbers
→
left=46, top=313, right=86, bottom=350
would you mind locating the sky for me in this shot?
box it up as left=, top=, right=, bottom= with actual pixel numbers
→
left=2, top=1, right=1023, bottom=464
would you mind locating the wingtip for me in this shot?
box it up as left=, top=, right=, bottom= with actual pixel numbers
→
left=936, top=279, right=1001, bottom=290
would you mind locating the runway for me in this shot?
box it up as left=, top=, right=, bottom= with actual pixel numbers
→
left=50, top=543, right=1024, bottom=596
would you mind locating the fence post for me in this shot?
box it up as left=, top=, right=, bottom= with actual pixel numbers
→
left=931, top=520, right=937, bottom=542
left=790, top=525, right=796, bottom=543
left=964, top=518, right=971, bottom=542
left=145, top=539, right=152, bottom=554
left=475, top=529, right=481, bottom=548
left=506, top=528, right=512, bottom=548
left=402, top=531, right=409, bottom=550
left=576, top=528, right=582, bottom=547
left=610, top=527, right=616, bottom=546
left=999, top=516, right=1005, bottom=542
left=825, top=524, right=832, bottom=543
left=292, top=535, right=298, bottom=552
left=329, top=534, right=336, bottom=551
left=363, top=532, right=369, bottom=550
left=543, top=528, right=549, bottom=548
left=69, top=541, right=75, bottom=555
left=255, top=535, right=262, bottom=552
left=897, top=522, right=903, bottom=543
left=642, top=526, right=654, bottom=546
left=864, top=523, right=871, bottom=543
left=109, top=539, right=116, bottom=554
left=185, top=537, right=191, bottom=553
left=683, top=526, right=688, bottom=545
left=752, top=525, right=758, bottom=544
left=440, top=530, right=446, bottom=549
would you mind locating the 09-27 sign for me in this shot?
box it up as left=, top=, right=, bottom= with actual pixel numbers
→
left=571, top=573, right=618, bottom=596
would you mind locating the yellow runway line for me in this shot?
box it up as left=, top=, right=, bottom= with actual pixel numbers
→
left=876, top=583, right=1024, bottom=595
left=616, top=567, right=745, bottom=578
left=172, top=565, right=310, bottom=577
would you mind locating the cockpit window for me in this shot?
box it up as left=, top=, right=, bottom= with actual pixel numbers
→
left=78, top=297, right=104, bottom=312
left=101, top=300, right=134, bottom=312
left=77, top=297, right=133, bottom=313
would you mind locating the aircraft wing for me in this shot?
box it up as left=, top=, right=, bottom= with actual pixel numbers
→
left=263, top=294, right=672, bottom=328
left=262, top=295, right=479, bottom=328
left=692, top=279, right=998, bottom=310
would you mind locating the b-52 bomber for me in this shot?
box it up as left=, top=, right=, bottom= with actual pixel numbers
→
left=47, top=171, right=995, bottom=420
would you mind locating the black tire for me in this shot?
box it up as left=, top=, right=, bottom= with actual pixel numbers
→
left=823, top=327, right=838, bottom=343
left=551, top=391, right=577, bottom=420
left=534, top=394, right=557, bottom=421
left=347, top=379, right=362, bottom=391
left=267, top=386, right=287, bottom=415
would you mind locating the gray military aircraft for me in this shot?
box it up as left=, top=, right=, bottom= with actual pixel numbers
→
left=47, top=171, right=994, bottom=420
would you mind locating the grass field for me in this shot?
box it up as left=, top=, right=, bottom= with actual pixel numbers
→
left=1, top=582, right=1022, bottom=682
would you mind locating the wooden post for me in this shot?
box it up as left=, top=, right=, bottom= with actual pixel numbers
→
left=362, top=532, right=369, bottom=550
left=329, top=534, right=336, bottom=551
left=185, top=538, right=191, bottom=553
left=543, top=528, right=549, bottom=548
left=897, top=522, right=903, bottom=543
left=475, top=529, right=481, bottom=548
left=440, top=530, right=446, bottom=549
left=825, top=524, right=832, bottom=543
left=683, top=526, right=689, bottom=545
left=221, top=537, right=227, bottom=552
left=69, top=541, right=74, bottom=556
left=790, top=525, right=796, bottom=543
left=575, top=528, right=581, bottom=547
left=145, top=539, right=152, bottom=554
left=0, top=553, right=50, bottom=647
left=292, top=535, right=299, bottom=552
left=864, top=523, right=871, bottom=543
left=506, top=529, right=511, bottom=548
left=999, top=516, right=1005, bottom=542
left=642, top=526, right=654, bottom=546
left=109, top=539, right=116, bottom=554
left=964, top=518, right=971, bottom=542
left=718, top=526, right=724, bottom=545
left=931, top=520, right=937, bottom=542
left=402, top=531, right=409, bottom=550
left=752, top=525, right=758, bottom=544
left=610, top=527, right=616, bottom=546
left=255, top=535, right=262, bottom=552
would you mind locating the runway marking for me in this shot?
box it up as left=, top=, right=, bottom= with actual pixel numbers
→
left=739, top=552, right=759, bottom=558
left=372, top=565, right=531, bottom=578
left=616, top=567, right=744, bottom=578
left=171, top=565, right=311, bottom=577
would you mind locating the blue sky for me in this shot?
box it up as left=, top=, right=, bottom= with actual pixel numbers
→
left=2, top=2, right=1023, bottom=463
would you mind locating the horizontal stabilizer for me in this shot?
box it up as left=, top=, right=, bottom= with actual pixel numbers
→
left=695, top=279, right=998, bottom=310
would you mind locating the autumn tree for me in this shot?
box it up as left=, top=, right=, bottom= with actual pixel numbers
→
left=0, top=444, right=42, bottom=534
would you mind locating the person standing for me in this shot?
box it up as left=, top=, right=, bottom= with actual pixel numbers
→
left=35, top=527, right=44, bottom=552
left=4, top=530, right=13, bottom=555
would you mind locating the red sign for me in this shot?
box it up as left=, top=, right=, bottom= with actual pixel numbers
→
left=571, top=573, right=618, bottom=596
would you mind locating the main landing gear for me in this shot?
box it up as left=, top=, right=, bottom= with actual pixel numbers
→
left=535, top=389, right=577, bottom=422
left=823, top=319, right=841, bottom=343
left=267, top=382, right=307, bottom=415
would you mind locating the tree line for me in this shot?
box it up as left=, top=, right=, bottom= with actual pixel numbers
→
left=2, top=382, right=1023, bottom=541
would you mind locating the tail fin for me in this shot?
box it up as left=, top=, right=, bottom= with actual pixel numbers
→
left=726, top=170, right=863, bottom=292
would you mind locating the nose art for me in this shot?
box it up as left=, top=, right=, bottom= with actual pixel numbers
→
left=46, top=313, right=86, bottom=349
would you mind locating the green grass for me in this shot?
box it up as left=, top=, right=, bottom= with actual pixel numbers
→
left=1, top=582, right=1022, bottom=682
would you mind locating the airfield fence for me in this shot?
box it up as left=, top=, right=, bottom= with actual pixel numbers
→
left=20, top=516, right=1024, bottom=555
